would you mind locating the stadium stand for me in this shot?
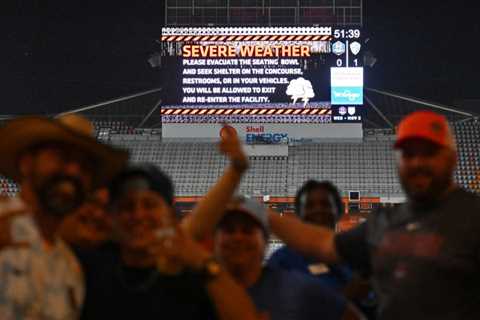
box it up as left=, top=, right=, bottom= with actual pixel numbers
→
left=94, top=120, right=135, bottom=134
left=2, top=119, right=479, bottom=198
left=104, top=137, right=400, bottom=198
left=453, top=119, right=480, bottom=192
left=0, top=177, right=19, bottom=197
left=288, top=140, right=401, bottom=196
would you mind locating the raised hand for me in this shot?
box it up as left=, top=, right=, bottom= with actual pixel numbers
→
left=219, top=124, right=249, bottom=172
left=152, top=224, right=211, bottom=272
left=59, top=197, right=112, bottom=248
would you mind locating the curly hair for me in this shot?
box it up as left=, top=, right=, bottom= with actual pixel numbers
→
left=294, top=180, right=344, bottom=221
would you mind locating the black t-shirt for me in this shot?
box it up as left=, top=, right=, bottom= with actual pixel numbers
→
left=75, top=243, right=218, bottom=320
left=335, top=188, right=480, bottom=320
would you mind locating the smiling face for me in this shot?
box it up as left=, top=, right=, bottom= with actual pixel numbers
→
left=397, top=139, right=456, bottom=204
left=113, top=189, right=175, bottom=251
left=19, top=143, right=95, bottom=218
left=214, top=211, right=266, bottom=274
left=301, top=187, right=338, bottom=229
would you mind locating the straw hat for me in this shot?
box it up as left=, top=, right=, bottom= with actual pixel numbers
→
left=0, top=114, right=129, bottom=187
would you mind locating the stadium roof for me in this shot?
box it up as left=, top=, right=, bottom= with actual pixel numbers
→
left=56, top=88, right=163, bottom=128
left=363, top=88, right=478, bottom=129
left=2, top=86, right=477, bottom=131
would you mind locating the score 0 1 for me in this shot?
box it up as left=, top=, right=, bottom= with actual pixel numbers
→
left=333, top=29, right=362, bottom=68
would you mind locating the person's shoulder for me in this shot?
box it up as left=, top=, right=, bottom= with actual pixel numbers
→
left=448, top=188, right=480, bottom=224
left=0, top=197, right=36, bottom=242
left=73, top=241, right=119, bottom=270
left=255, top=266, right=311, bottom=294
left=444, top=188, right=480, bottom=217
left=269, top=245, right=288, bottom=257
left=260, top=265, right=291, bottom=281
left=266, top=267, right=317, bottom=286
left=58, top=240, right=83, bottom=270
left=369, top=204, right=400, bottom=220
left=0, top=197, right=32, bottom=231
left=361, top=203, right=409, bottom=231
left=0, top=196, right=27, bottom=215
left=268, top=245, right=302, bottom=264
left=278, top=269, right=346, bottom=303
left=450, top=188, right=480, bottom=207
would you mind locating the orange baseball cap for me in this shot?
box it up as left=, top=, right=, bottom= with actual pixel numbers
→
left=394, top=111, right=455, bottom=150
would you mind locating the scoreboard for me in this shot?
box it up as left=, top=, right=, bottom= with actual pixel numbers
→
left=330, top=28, right=364, bottom=123
left=160, top=26, right=364, bottom=124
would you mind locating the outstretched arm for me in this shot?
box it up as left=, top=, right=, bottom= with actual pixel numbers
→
left=181, top=126, right=249, bottom=240
left=268, top=209, right=340, bottom=264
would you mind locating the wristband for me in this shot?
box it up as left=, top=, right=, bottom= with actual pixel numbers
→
left=231, top=159, right=249, bottom=172
left=197, top=257, right=222, bottom=283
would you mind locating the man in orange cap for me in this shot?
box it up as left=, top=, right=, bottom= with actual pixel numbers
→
left=393, top=110, right=457, bottom=204
left=268, top=111, right=480, bottom=319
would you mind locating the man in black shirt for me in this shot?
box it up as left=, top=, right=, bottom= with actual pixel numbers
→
left=269, top=111, right=480, bottom=319
left=79, top=164, right=261, bottom=320
left=76, top=127, right=262, bottom=320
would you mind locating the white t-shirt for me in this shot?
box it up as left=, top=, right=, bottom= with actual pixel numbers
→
left=0, top=197, right=84, bottom=319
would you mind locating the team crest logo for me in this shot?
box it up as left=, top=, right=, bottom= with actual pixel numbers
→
left=350, top=41, right=361, bottom=56
left=332, top=41, right=346, bottom=56
left=348, top=107, right=356, bottom=115
left=339, top=107, right=347, bottom=115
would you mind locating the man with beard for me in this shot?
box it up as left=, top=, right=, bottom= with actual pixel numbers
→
left=0, top=115, right=128, bottom=319
left=268, top=111, right=480, bottom=319
left=213, top=196, right=363, bottom=320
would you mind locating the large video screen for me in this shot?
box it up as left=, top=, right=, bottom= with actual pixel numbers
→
left=160, top=27, right=363, bottom=122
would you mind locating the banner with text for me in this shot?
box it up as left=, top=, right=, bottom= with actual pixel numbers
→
left=162, top=123, right=363, bottom=141
left=161, top=27, right=335, bottom=107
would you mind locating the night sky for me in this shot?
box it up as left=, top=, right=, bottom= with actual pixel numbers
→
left=2, top=0, right=479, bottom=115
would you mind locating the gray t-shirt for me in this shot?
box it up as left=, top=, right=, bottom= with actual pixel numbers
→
left=335, top=188, right=480, bottom=320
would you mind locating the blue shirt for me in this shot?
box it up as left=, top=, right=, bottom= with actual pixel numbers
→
left=248, top=266, right=347, bottom=320
left=268, top=246, right=352, bottom=292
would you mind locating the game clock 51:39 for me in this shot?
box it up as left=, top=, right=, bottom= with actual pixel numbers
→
left=334, top=29, right=361, bottom=39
